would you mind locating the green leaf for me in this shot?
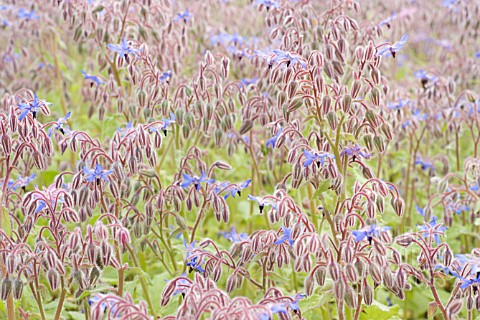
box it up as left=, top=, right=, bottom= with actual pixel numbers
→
left=130, top=267, right=154, bottom=286
left=0, top=191, right=12, bottom=237
left=360, top=301, right=401, bottom=320
left=342, top=133, right=357, bottom=143
left=313, top=179, right=331, bottom=199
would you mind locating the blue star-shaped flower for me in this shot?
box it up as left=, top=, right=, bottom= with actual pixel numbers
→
left=415, top=157, right=435, bottom=171
left=17, top=8, right=39, bottom=20
left=248, top=195, right=278, bottom=213
left=266, top=127, right=283, bottom=149
left=340, top=144, right=372, bottom=160
left=352, top=224, right=391, bottom=243
left=219, top=227, right=248, bottom=243
left=387, top=99, right=410, bottom=110
left=18, top=93, right=47, bottom=121
left=377, top=34, right=408, bottom=58
left=303, top=150, right=335, bottom=168
left=272, top=49, right=307, bottom=68
left=174, top=9, right=192, bottom=22
left=81, top=70, right=105, bottom=86
left=83, top=164, right=112, bottom=183
left=107, top=38, right=139, bottom=58
left=180, top=172, right=214, bottom=190
left=48, top=112, right=71, bottom=137
left=159, top=70, right=172, bottom=83
left=417, top=216, right=447, bottom=244
left=274, top=226, right=294, bottom=246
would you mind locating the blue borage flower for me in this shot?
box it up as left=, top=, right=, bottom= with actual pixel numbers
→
left=149, top=112, right=176, bottom=136
left=88, top=294, right=113, bottom=315
left=340, top=144, right=372, bottom=160
left=18, top=93, right=50, bottom=121
left=240, top=77, right=258, bottom=87
left=225, top=131, right=250, bottom=146
left=271, top=49, right=307, bottom=68
left=352, top=224, right=391, bottom=244
left=48, top=112, right=71, bottom=137
left=107, top=38, right=140, bottom=58
left=248, top=195, right=278, bottom=213
left=414, top=69, right=438, bottom=84
left=159, top=70, right=172, bottom=83
left=303, top=150, right=335, bottom=168
left=274, top=226, right=294, bottom=246
left=377, top=34, right=408, bottom=58
left=258, top=304, right=287, bottom=320
left=214, top=179, right=251, bottom=199
left=219, top=227, right=248, bottom=243
left=402, top=108, right=427, bottom=128
left=184, top=240, right=205, bottom=273
left=289, top=294, right=306, bottom=312
left=82, top=164, right=112, bottom=183
left=181, top=172, right=214, bottom=190
left=17, top=8, right=39, bottom=20
left=415, top=156, right=435, bottom=171
left=417, top=216, right=447, bottom=245
left=471, top=182, right=479, bottom=192
left=387, top=99, right=410, bottom=110
left=81, top=70, right=105, bottom=86
left=174, top=9, right=192, bottom=22
left=254, top=49, right=275, bottom=67
left=210, top=32, right=246, bottom=46
left=117, top=121, right=134, bottom=138
left=378, top=12, right=397, bottom=28
left=0, top=174, right=36, bottom=192
left=254, top=0, right=281, bottom=10
left=266, top=127, right=283, bottom=148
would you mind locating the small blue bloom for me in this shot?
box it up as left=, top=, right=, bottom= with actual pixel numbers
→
left=340, top=144, right=372, bottom=160
left=48, top=112, right=71, bottom=137
left=402, top=108, right=427, bottom=128
left=272, top=49, right=307, bottom=68
left=0, top=174, right=36, bottom=192
left=184, top=240, right=205, bottom=273
left=159, top=70, right=172, bottom=83
left=219, top=227, right=248, bottom=243
left=255, top=0, right=280, bottom=10
left=214, top=179, right=251, bottom=199
left=18, top=93, right=48, bottom=121
left=303, top=150, right=335, bottom=168
left=378, top=12, right=397, bottom=28
left=248, top=195, right=278, bottom=213
left=414, top=69, right=437, bottom=83
left=471, top=183, right=479, bottom=191
left=274, top=226, right=294, bottom=246
left=174, top=9, right=192, bottom=22
left=289, top=294, right=306, bottom=311
left=416, top=205, right=425, bottom=217
left=415, top=157, right=435, bottom=171
left=17, top=8, right=39, bottom=20
left=266, top=127, right=283, bottom=149
left=181, top=172, right=214, bottom=190
left=387, top=99, right=410, bottom=110
left=107, top=38, right=139, bottom=58
left=417, top=216, right=447, bottom=245
left=240, top=77, right=258, bottom=87
left=377, top=34, right=408, bottom=58
left=83, top=164, right=112, bottom=183
left=476, top=52, right=480, bottom=59
left=81, top=70, right=105, bottom=86
left=352, top=224, right=391, bottom=243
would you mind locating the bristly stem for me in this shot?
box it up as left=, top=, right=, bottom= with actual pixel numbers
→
left=53, top=279, right=67, bottom=320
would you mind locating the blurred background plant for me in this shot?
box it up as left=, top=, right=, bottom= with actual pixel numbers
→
left=0, top=0, right=479, bottom=319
